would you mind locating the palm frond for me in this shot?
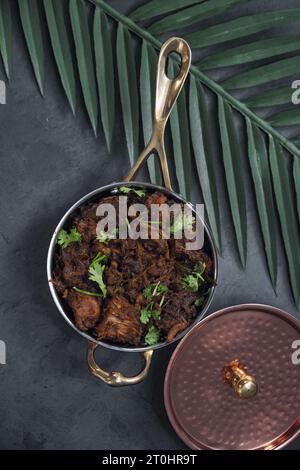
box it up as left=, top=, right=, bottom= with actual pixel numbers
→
left=93, top=7, right=115, bottom=150
left=184, top=9, right=300, bottom=48
left=168, top=61, right=193, bottom=200
left=140, top=40, right=161, bottom=185
left=199, top=36, right=300, bottom=70
left=223, top=56, right=300, bottom=90
left=3, top=0, right=300, bottom=305
left=293, top=157, right=300, bottom=223
left=269, top=138, right=300, bottom=305
left=44, top=0, right=76, bottom=114
left=246, top=120, right=277, bottom=288
left=270, top=108, right=300, bottom=127
left=245, top=86, right=292, bottom=108
left=18, top=0, right=44, bottom=95
left=130, top=0, right=204, bottom=22
left=148, top=0, right=247, bottom=35
left=189, top=76, right=221, bottom=253
left=70, top=0, right=98, bottom=135
left=218, top=96, right=247, bottom=267
left=116, top=23, right=140, bottom=166
left=0, top=0, right=12, bottom=80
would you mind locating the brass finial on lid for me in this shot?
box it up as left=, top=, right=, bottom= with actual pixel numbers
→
left=223, top=359, right=258, bottom=399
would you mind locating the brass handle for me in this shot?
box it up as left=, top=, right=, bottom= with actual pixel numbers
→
left=223, top=359, right=258, bottom=399
left=87, top=341, right=153, bottom=386
left=124, top=37, right=191, bottom=190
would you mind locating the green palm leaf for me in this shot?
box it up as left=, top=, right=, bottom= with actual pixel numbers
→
left=245, top=86, right=292, bottom=108
left=189, top=76, right=221, bottom=253
left=18, top=0, right=44, bottom=95
left=199, top=36, right=300, bottom=70
left=7, top=0, right=300, bottom=305
left=44, top=0, right=76, bottom=114
left=0, top=0, right=12, bottom=80
left=246, top=120, right=277, bottom=288
left=94, top=7, right=115, bottom=151
left=270, top=108, right=300, bottom=127
left=294, top=157, right=300, bottom=222
left=185, top=9, right=300, bottom=49
left=168, top=61, right=192, bottom=200
left=293, top=137, right=300, bottom=147
left=140, top=40, right=161, bottom=184
left=116, top=24, right=140, bottom=166
left=148, top=0, right=246, bottom=35
left=70, top=0, right=98, bottom=135
left=218, top=97, right=247, bottom=267
left=269, top=137, right=300, bottom=304
left=130, top=0, right=204, bottom=22
left=223, top=56, right=300, bottom=90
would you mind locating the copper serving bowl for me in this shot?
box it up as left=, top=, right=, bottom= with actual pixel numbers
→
left=47, top=38, right=218, bottom=386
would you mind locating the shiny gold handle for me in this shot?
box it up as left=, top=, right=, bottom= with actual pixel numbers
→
left=125, top=37, right=191, bottom=190
left=223, top=359, right=258, bottom=399
left=87, top=341, right=153, bottom=386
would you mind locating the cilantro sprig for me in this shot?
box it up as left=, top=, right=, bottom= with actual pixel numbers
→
left=73, top=287, right=102, bottom=297
left=57, top=228, right=81, bottom=249
left=140, top=303, right=161, bottom=324
left=140, top=281, right=169, bottom=326
left=143, top=281, right=169, bottom=304
left=119, top=186, right=146, bottom=197
left=96, top=228, right=118, bottom=244
left=88, top=253, right=108, bottom=297
left=182, top=262, right=206, bottom=293
left=144, top=326, right=160, bottom=346
left=170, top=212, right=195, bottom=234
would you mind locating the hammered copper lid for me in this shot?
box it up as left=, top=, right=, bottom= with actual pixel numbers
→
left=164, top=304, right=300, bottom=450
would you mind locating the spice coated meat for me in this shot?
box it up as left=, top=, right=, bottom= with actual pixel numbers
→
left=52, top=188, right=214, bottom=347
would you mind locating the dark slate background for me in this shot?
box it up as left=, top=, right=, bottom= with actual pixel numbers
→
left=0, top=0, right=299, bottom=450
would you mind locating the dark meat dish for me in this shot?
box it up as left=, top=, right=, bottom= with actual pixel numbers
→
left=52, top=188, right=214, bottom=347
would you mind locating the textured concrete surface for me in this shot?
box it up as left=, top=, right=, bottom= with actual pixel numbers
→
left=0, top=0, right=299, bottom=450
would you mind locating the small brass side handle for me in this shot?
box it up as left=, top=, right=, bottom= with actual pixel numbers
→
left=223, top=359, right=258, bottom=399
left=87, top=341, right=153, bottom=386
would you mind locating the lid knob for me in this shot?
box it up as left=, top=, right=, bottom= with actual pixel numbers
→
left=223, top=359, right=258, bottom=399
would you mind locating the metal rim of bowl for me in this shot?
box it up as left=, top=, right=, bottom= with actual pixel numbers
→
left=47, top=181, right=218, bottom=352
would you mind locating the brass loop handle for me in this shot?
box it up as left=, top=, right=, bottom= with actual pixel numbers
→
left=125, top=37, right=191, bottom=190
left=223, top=359, right=258, bottom=399
left=87, top=341, right=154, bottom=386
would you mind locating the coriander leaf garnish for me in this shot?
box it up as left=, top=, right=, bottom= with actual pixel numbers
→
left=73, top=287, right=102, bottom=297
left=144, top=326, right=160, bottom=346
left=182, top=262, right=206, bottom=292
left=143, top=281, right=169, bottom=301
left=57, top=228, right=81, bottom=249
left=170, top=213, right=195, bottom=234
left=195, top=296, right=205, bottom=307
left=119, top=186, right=146, bottom=197
left=195, top=287, right=211, bottom=307
left=140, top=303, right=161, bottom=324
left=88, top=253, right=108, bottom=297
left=143, top=285, right=154, bottom=302
left=96, top=228, right=118, bottom=244
left=140, top=306, right=153, bottom=324
left=182, top=274, right=199, bottom=292
left=151, top=310, right=161, bottom=320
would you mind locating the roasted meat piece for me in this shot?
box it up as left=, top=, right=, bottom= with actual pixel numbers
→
left=144, top=191, right=167, bottom=209
left=157, top=289, right=197, bottom=340
left=95, top=296, right=143, bottom=345
left=174, top=240, right=213, bottom=274
left=74, top=216, right=97, bottom=242
left=67, top=291, right=101, bottom=331
left=62, top=242, right=90, bottom=286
